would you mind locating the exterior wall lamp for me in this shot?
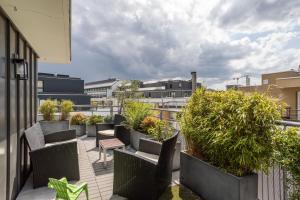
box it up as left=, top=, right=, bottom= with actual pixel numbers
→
left=12, top=54, right=28, bottom=80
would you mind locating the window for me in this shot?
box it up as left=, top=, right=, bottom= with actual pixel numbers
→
left=263, top=79, right=269, bottom=85
left=37, top=80, right=43, bottom=92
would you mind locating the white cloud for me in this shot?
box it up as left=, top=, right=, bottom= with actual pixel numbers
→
left=39, top=0, right=300, bottom=90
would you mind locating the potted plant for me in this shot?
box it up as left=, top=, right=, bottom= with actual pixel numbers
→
left=70, top=113, right=87, bottom=136
left=86, top=115, right=103, bottom=137
left=39, top=99, right=71, bottom=135
left=123, top=101, right=153, bottom=150
left=60, top=100, right=74, bottom=121
left=178, top=89, right=281, bottom=200
left=273, top=128, right=300, bottom=200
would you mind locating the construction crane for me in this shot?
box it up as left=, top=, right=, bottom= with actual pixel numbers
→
left=233, top=74, right=251, bottom=86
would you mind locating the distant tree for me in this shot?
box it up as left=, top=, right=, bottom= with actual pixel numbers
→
left=116, top=80, right=142, bottom=114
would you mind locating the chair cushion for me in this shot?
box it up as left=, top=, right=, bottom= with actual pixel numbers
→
left=24, top=123, right=45, bottom=150
left=135, top=151, right=159, bottom=163
left=98, top=129, right=114, bottom=137
left=45, top=138, right=77, bottom=147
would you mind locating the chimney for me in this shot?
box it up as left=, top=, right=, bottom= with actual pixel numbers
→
left=245, top=75, right=250, bottom=86
left=191, top=71, right=197, bottom=93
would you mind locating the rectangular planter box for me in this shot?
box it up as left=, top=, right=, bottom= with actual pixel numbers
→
left=70, top=125, right=86, bottom=136
left=86, top=125, right=96, bottom=137
left=39, top=120, right=70, bottom=135
left=180, top=151, right=258, bottom=200
left=130, top=130, right=151, bottom=150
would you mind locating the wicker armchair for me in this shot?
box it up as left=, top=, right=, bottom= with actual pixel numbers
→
left=95, top=114, right=126, bottom=147
left=25, top=123, right=79, bottom=188
left=113, top=132, right=179, bottom=200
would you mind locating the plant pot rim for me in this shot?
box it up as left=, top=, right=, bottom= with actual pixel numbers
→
left=71, top=124, right=86, bottom=126
left=181, top=150, right=257, bottom=179
left=40, top=120, right=69, bottom=122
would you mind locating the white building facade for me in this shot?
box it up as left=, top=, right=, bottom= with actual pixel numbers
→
left=84, top=78, right=122, bottom=100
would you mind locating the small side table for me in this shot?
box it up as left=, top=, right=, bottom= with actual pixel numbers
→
left=99, top=138, right=125, bottom=167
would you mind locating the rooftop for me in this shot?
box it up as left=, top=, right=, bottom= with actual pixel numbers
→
left=17, top=136, right=192, bottom=200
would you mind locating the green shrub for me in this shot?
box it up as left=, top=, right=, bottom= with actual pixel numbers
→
left=273, top=128, right=300, bottom=200
left=87, top=115, right=103, bottom=125
left=179, top=88, right=282, bottom=176
left=123, top=101, right=153, bottom=131
left=104, top=115, right=113, bottom=123
left=140, top=116, right=159, bottom=134
left=39, top=99, right=57, bottom=121
left=148, top=120, right=174, bottom=142
left=60, top=100, right=74, bottom=120
left=70, top=113, right=87, bottom=125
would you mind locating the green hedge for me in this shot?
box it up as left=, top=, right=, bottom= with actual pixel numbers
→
left=179, top=89, right=282, bottom=176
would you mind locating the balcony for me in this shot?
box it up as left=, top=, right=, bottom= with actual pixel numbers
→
left=14, top=103, right=297, bottom=200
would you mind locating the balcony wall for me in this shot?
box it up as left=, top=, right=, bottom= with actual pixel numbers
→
left=0, top=10, right=38, bottom=200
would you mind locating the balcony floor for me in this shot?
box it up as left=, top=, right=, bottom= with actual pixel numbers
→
left=17, top=136, right=200, bottom=200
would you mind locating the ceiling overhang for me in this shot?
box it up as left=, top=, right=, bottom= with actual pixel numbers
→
left=0, top=0, right=71, bottom=64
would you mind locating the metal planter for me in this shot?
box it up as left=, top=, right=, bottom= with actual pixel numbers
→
left=70, top=124, right=86, bottom=136
left=86, top=125, right=96, bottom=137
left=39, top=120, right=70, bottom=135
left=130, top=130, right=151, bottom=150
left=180, top=151, right=258, bottom=200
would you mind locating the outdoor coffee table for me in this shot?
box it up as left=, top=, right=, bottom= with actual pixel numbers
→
left=99, top=138, right=125, bottom=167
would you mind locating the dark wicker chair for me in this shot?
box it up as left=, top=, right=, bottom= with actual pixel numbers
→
left=114, top=125, right=131, bottom=146
left=95, top=114, right=126, bottom=147
left=25, top=123, right=80, bottom=188
left=113, top=132, right=179, bottom=200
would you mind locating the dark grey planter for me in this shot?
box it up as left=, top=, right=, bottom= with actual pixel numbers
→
left=130, top=130, right=151, bottom=150
left=39, top=120, right=70, bottom=135
left=180, top=151, right=258, bottom=200
left=70, top=125, right=86, bottom=136
left=86, top=125, right=96, bottom=137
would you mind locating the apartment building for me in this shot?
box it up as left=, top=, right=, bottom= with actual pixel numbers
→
left=239, top=69, right=300, bottom=120
left=38, top=73, right=91, bottom=105
left=140, top=79, right=201, bottom=98
left=85, top=78, right=122, bottom=99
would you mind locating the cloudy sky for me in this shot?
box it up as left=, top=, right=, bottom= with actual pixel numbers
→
left=39, top=0, right=300, bottom=89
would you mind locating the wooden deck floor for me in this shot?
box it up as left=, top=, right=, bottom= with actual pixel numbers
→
left=17, top=136, right=182, bottom=200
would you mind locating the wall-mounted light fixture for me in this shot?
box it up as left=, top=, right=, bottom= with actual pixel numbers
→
left=12, top=54, right=28, bottom=80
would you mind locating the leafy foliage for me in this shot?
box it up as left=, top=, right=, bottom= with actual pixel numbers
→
left=179, top=88, right=282, bottom=176
left=141, top=116, right=159, bottom=134
left=104, top=115, right=113, bottom=123
left=60, top=100, right=74, bottom=121
left=39, top=99, right=57, bottom=121
left=123, top=101, right=153, bottom=131
left=273, top=128, right=300, bottom=200
left=116, top=80, right=142, bottom=114
left=70, top=113, right=87, bottom=125
left=87, top=115, right=104, bottom=125
left=148, top=120, right=174, bottom=142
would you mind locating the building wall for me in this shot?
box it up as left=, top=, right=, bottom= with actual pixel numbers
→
left=261, top=70, right=300, bottom=85
left=38, top=74, right=91, bottom=105
left=39, top=75, right=84, bottom=94
left=0, top=10, right=37, bottom=200
left=239, top=78, right=300, bottom=119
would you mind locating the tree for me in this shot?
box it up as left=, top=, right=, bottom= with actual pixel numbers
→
left=116, top=80, right=142, bottom=114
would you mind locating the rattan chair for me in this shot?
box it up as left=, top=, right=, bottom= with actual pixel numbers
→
left=25, top=123, right=79, bottom=188
left=113, top=132, right=179, bottom=200
left=95, top=114, right=126, bottom=147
